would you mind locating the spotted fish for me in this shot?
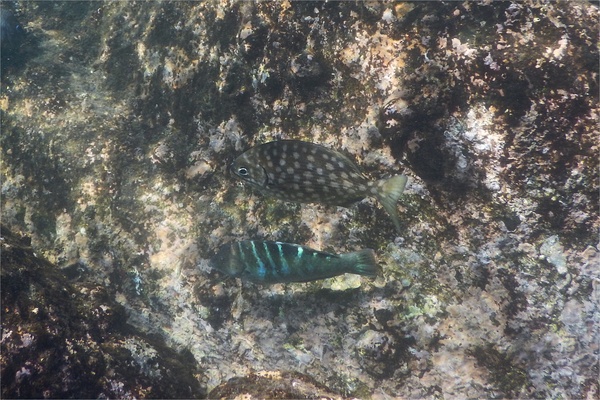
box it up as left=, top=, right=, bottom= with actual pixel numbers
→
left=231, top=140, right=408, bottom=231
left=210, top=240, right=379, bottom=284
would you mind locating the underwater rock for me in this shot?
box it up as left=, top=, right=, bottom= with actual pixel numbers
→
left=0, top=5, right=24, bottom=52
left=0, top=226, right=206, bottom=399
left=208, top=370, right=342, bottom=399
left=0, top=3, right=26, bottom=72
left=355, top=329, right=401, bottom=379
left=0, top=1, right=598, bottom=399
left=289, top=51, right=326, bottom=82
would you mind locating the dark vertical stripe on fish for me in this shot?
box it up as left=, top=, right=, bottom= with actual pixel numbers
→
left=295, top=245, right=309, bottom=276
left=262, top=241, right=278, bottom=278
left=237, top=242, right=247, bottom=267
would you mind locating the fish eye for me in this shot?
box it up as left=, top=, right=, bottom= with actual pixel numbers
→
left=238, top=167, right=249, bottom=176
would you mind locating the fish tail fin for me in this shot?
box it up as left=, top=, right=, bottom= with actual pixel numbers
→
left=374, top=175, right=408, bottom=233
left=342, top=249, right=380, bottom=278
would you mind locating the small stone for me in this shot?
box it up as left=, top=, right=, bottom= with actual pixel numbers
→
left=540, top=235, right=567, bottom=274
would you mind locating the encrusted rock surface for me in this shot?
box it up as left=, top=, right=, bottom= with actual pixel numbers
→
left=208, top=370, right=343, bottom=399
left=0, top=225, right=206, bottom=399
left=1, top=1, right=598, bottom=398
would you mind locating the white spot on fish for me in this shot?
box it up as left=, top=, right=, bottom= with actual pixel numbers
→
left=325, top=162, right=334, bottom=170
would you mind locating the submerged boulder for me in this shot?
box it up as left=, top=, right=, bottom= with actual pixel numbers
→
left=1, top=225, right=206, bottom=399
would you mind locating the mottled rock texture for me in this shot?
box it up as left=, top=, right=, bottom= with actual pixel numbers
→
left=208, top=370, right=343, bottom=399
left=1, top=1, right=598, bottom=398
left=0, top=225, right=206, bottom=399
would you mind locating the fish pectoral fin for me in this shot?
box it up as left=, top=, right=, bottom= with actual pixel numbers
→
left=261, top=167, right=270, bottom=186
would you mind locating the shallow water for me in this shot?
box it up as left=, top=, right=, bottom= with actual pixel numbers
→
left=1, top=1, right=598, bottom=398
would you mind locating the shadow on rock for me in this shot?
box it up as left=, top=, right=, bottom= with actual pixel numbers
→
left=0, top=225, right=207, bottom=399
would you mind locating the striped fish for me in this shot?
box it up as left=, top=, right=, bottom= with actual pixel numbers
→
left=230, top=140, right=408, bottom=232
left=210, top=240, right=380, bottom=284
